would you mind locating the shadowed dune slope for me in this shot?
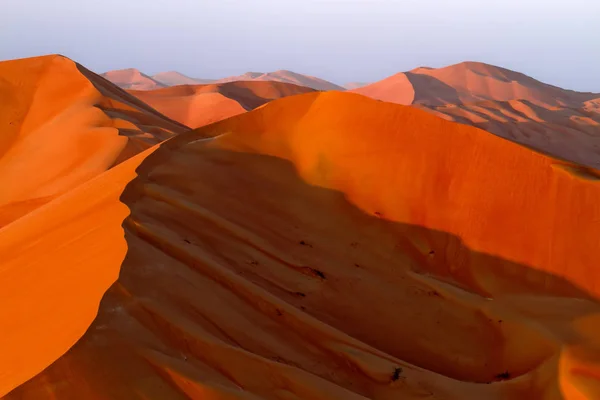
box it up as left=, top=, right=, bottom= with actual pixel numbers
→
left=101, top=68, right=166, bottom=90
left=352, top=62, right=598, bottom=108
left=0, top=55, right=189, bottom=226
left=129, top=81, right=316, bottom=128
left=7, top=92, right=600, bottom=399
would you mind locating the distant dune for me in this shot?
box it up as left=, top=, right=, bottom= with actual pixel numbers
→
left=212, top=70, right=345, bottom=91
left=152, top=71, right=216, bottom=86
left=108, top=68, right=346, bottom=92
left=101, top=68, right=166, bottom=90
left=129, top=80, right=316, bottom=128
left=343, top=82, right=369, bottom=90
left=353, top=61, right=598, bottom=107
left=6, top=91, right=600, bottom=400
left=353, top=61, right=600, bottom=169
left=0, top=55, right=188, bottom=225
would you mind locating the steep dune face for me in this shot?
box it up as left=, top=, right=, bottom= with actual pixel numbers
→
left=7, top=92, right=600, bottom=399
left=0, top=146, right=157, bottom=397
left=214, top=70, right=345, bottom=91
left=0, top=55, right=189, bottom=226
left=129, top=80, right=316, bottom=128
left=353, top=62, right=597, bottom=107
left=101, top=68, right=166, bottom=90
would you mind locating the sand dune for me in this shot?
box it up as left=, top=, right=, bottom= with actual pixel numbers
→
left=152, top=71, right=216, bottom=86
left=353, top=62, right=598, bottom=107
left=129, top=80, right=316, bottom=128
left=6, top=92, right=600, bottom=399
left=107, top=69, right=344, bottom=92
left=0, top=146, right=157, bottom=397
left=101, top=68, right=166, bottom=90
left=417, top=99, right=600, bottom=169
left=212, top=70, right=345, bottom=91
left=0, top=55, right=189, bottom=226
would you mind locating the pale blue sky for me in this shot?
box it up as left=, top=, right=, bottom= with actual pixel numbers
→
left=2, top=0, right=599, bottom=91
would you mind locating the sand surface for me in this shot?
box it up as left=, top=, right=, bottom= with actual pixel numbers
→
left=0, top=55, right=188, bottom=226
left=129, top=81, right=316, bottom=128
left=5, top=91, right=600, bottom=399
left=107, top=69, right=345, bottom=92
left=101, top=68, right=166, bottom=90
left=353, top=62, right=598, bottom=107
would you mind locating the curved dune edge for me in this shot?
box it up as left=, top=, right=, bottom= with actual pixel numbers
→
left=0, top=146, right=157, bottom=396
left=5, top=92, right=600, bottom=399
left=0, top=55, right=188, bottom=226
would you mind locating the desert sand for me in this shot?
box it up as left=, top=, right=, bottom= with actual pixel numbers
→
left=129, top=81, right=316, bottom=128
left=107, top=69, right=345, bottom=92
left=152, top=71, right=216, bottom=86
left=4, top=90, right=600, bottom=399
left=352, top=62, right=597, bottom=107
left=352, top=62, right=600, bottom=170
left=101, top=68, right=166, bottom=90
left=0, top=55, right=189, bottom=226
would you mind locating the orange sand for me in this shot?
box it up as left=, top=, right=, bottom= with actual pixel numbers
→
left=5, top=91, right=600, bottom=399
left=129, top=81, right=316, bottom=128
left=0, top=146, right=157, bottom=396
left=416, top=99, right=600, bottom=169
left=353, top=62, right=597, bottom=107
left=0, top=55, right=188, bottom=226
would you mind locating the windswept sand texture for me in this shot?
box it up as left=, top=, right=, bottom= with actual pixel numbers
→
left=0, top=55, right=189, bottom=226
left=101, top=68, right=166, bottom=90
left=129, top=81, right=316, bottom=128
left=6, top=92, right=600, bottom=399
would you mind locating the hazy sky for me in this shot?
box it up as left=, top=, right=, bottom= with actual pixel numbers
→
left=2, top=0, right=599, bottom=91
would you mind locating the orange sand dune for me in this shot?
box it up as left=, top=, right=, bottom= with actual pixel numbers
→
left=101, top=68, right=166, bottom=90
left=6, top=92, right=600, bottom=399
left=416, top=99, right=600, bottom=169
left=0, top=55, right=189, bottom=226
left=129, top=80, right=316, bottom=128
left=0, top=146, right=157, bottom=397
left=353, top=62, right=598, bottom=107
left=212, top=70, right=345, bottom=91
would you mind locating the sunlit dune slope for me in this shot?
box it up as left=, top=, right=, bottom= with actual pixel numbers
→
left=7, top=92, right=600, bottom=399
left=0, top=146, right=157, bottom=397
left=353, top=62, right=597, bottom=108
left=0, top=55, right=189, bottom=225
left=416, top=99, right=600, bottom=169
left=129, top=80, right=316, bottom=128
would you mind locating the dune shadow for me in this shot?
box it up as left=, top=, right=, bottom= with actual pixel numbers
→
left=7, top=137, right=600, bottom=399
